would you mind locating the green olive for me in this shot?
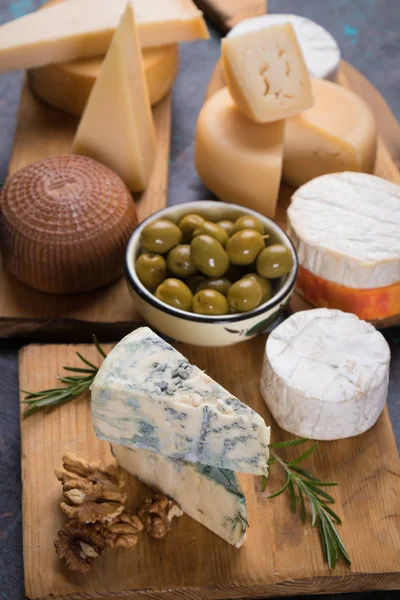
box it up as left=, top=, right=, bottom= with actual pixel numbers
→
left=243, top=273, right=273, bottom=303
left=232, top=215, right=264, bottom=235
left=186, top=274, right=206, bottom=294
left=227, top=278, right=262, bottom=312
left=155, top=278, right=193, bottom=311
left=178, top=214, right=205, bottom=242
left=193, top=289, right=229, bottom=315
left=226, top=229, right=265, bottom=265
left=166, top=244, right=198, bottom=278
left=191, top=235, right=229, bottom=277
left=217, top=220, right=235, bottom=237
left=193, top=221, right=229, bottom=247
left=197, top=277, right=232, bottom=296
left=141, top=219, right=182, bottom=253
left=256, top=244, right=294, bottom=279
left=135, top=253, right=167, bottom=290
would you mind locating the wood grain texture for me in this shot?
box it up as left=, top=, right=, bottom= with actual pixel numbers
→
left=195, top=0, right=267, bottom=32
left=0, top=83, right=171, bottom=338
left=19, top=342, right=400, bottom=600
left=205, top=59, right=400, bottom=327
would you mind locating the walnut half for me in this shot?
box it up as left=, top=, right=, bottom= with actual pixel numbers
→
left=54, top=520, right=106, bottom=573
left=137, top=495, right=183, bottom=540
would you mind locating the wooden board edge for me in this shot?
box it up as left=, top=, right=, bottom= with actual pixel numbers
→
left=4, top=318, right=142, bottom=341
left=25, top=572, right=400, bottom=600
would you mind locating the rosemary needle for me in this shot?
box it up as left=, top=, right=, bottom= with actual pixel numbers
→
left=263, top=439, right=351, bottom=569
left=21, top=335, right=106, bottom=418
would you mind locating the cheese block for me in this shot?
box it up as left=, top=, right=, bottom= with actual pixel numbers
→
left=29, top=44, right=179, bottom=117
left=195, top=87, right=284, bottom=217
left=261, top=308, right=390, bottom=440
left=229, top=14, right=340, bottom=81
left=72, top=2, right=156, bottom=192
left=287, top=172, right=400, bottom=321
left=282, top=79, right=377, bottom=187
left=0, top=0, right=208, bottom=72
left=111, top=444, right=248, bottom=548
left=222, top=22, right=313, bottom=123
left=92, top=327, right=270, bottom=475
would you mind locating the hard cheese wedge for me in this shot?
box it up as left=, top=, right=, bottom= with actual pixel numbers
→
left=283, top=78, right=377, bottom=187
left=92, top=327, right=270, bottom=475
left=195, top=87, right=284, bottom=218
left=222, top=22, right=313, bottom=123
left=72, top=2, right=155, bottom=192
left=112, top=444, right=248, bottom=548
left=0, top=0, right=208, bottom=72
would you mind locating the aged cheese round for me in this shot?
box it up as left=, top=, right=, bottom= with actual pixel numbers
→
left=195, top=87, right=284, bottom=218
left=28, top=0, right=179, bottom=117
left=261, top=308, right=390, bottom=440
left=229, top=14, right=341, bottom=81
left=0, top=156, right=138, bottom=294
left=287, top=172, right=400, bottom=321
left=282, top=78, right=377, bottom=187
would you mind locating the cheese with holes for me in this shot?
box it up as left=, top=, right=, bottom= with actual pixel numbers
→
left=29, top=44, right=179, bottom=117
left=0, top=0, right=208, bottom=72
left=72, top=2, right=155, bottom=192
left=92, top=327, right=270, bottom=475
left=229, top=14, right=340, bottom=81
left=195, top=87, right=284, bottom=217
left=287, top=172, right=400, bottom=321
left=222, top=22, right=313, bottom=123
left=283, top=79, right=377, bottom=187
left=261, top=309, right=390, bottom=440
left=111, top=444, right=248, bottom=547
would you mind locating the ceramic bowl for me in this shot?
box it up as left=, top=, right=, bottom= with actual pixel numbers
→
left=125, top=201, right=297, bottom=346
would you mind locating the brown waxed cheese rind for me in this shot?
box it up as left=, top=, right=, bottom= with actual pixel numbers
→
left=0, top=156, right=138, bottom=294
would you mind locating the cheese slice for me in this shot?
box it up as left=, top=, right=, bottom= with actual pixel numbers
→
left=229, top=14, right=340, bottom=81
left=72, top=2, right=155, bottom=192
left=92, top=327, right=270, bottom=475
left=287, top=172, right=400, bottom=290
left=0, top=0, right=208, bottom=72
left=29, top=44, right=179, bottom=117
left=283, top=79, right=377, bottom=187
left=261, top=308, right=390, bottom=440
left=195, top=87, right=284, bottom=217
left=111, top=444, right=248, bottom=548
left=222, top=22, right=313, bottom=123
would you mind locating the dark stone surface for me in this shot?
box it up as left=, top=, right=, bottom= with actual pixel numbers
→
left=0, top=1, right=399, bottom=599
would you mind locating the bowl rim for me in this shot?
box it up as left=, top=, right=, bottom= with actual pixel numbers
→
left=125, top=201, right=298, bottom=324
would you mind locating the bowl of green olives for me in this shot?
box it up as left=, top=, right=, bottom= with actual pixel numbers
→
left=125, top=201, right=297, bottom=346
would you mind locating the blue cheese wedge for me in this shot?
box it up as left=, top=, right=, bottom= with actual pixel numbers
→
left=92, top=327, right=270, bottom=475
left=112, top=443, right=248, bottom=547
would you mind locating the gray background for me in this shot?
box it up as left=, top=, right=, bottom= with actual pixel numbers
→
left=0, top=0, right=399, bottom=598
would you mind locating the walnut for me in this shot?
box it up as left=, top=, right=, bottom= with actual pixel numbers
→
left=54, top=520, right=106, bottom=573
left=104, top=511, right=144, bottom=549
left=55, top=453, right=126, bottom=524
left=137, top=495, right=183, bottom=540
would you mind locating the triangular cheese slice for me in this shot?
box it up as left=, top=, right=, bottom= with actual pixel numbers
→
left=72, top=1, right=156, bottom=192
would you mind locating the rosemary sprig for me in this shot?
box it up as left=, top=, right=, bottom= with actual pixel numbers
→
left=21, top=335, right=106, bottom=417
left=262, top=438, right=351, bottom=569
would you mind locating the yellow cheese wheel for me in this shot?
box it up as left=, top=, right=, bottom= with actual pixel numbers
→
left=282, top=78, right=377, bottom=187
left=28, top=0, right=179, bottom=117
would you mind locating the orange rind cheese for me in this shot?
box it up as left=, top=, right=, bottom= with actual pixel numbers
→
left=296, top=266, right=400, bottom=321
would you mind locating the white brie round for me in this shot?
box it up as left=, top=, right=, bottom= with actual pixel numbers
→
left=288, top=172, right=400, bottom=289
left=228, top=14, right=340, bottom=81
left=261, top=308, right=390, bottom=440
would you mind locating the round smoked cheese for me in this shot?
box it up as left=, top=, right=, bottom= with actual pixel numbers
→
left=261, top=308, right=390, bottom=440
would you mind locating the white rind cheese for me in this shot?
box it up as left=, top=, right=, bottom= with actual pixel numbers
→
left=261, top=309, right=390, bottom=440
left=229, top=14, right=340, bottom=81
left=287, top=172, right=400, bottom=288
left=92, top=327, right=270, bottom=475
left=111, top=443, right=248, bottom=548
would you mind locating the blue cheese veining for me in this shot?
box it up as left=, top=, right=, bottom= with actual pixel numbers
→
left=112, top=443, right=248, bottom=547
left=92, top=327, right=270, bottom=475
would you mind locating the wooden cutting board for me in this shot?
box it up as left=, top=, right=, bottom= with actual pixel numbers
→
left=19, top=341, right=400, bottom=600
